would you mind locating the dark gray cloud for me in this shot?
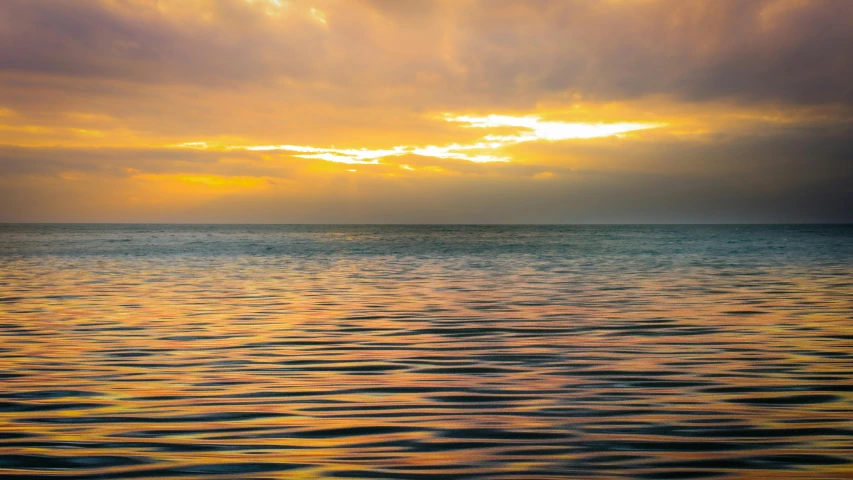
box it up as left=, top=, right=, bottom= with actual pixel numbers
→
left=2, top=0, right=851, bottom=107
left=0, top=0, right=323, bottom=85
left=160, top=163, right=853, bottom=224
left=451, top=0, right=853, bottom=106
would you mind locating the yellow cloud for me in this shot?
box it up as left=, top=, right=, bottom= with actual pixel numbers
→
left=133, top=172, right=271, bottom=191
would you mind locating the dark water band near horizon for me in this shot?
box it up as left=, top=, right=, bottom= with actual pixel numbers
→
left=1, top=224, right=852, bottom=479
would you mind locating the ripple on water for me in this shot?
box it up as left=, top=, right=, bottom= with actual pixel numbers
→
left=1, top=224, right=852, bottom=478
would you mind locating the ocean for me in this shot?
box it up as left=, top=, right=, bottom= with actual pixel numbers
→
left=1, top=224, right=852, bottom=478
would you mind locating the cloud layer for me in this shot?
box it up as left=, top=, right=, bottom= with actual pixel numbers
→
left=1, top=0, right=851, bottom=222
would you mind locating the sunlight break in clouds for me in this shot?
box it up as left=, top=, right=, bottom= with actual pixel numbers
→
left=240, top=145, right=407, bottom=164
left=181, top=115, right=661, bottom=164
left=447, top=115, right=663, bottom=141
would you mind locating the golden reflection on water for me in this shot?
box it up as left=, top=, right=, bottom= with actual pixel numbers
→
left=1, top=226, right=852, bottom=479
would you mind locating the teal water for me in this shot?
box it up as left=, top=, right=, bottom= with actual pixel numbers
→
left=1, top=225, right=852, bottom=478
left=2, top=224, right=853, bottom=261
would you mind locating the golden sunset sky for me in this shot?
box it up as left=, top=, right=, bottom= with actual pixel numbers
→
left=1, top=0, right=851, bottom=222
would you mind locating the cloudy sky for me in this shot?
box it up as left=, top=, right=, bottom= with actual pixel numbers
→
left=1, top=0, right=851, bottom=223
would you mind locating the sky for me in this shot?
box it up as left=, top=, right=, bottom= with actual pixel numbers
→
left=1, top=0, right=851, bottom=223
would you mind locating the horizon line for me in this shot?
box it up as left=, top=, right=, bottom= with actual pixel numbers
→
left=2, top=222, right=852, bottom=227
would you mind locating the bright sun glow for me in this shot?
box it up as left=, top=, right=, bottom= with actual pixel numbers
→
left=241, top=145, right=408, bottom=164
left=178, top=114, right=662, bottom=164
left=447, top=114, right=661, bottom=141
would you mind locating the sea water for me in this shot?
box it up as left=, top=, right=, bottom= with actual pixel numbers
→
left=1, top=224, right=852, bottom=478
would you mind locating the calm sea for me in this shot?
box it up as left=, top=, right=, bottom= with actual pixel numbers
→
left=1, top=225, right=852, bottom=479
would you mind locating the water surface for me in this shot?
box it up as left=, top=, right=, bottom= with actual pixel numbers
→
left=1, top=225, right=852, bottom=478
